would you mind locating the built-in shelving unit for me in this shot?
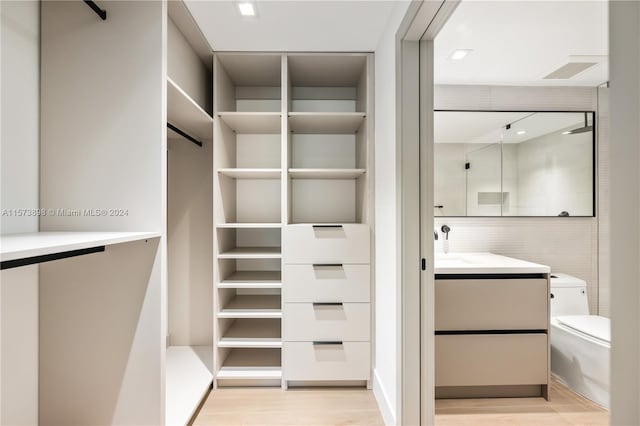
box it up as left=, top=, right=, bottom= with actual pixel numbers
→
left=213, top=52, right=372, bottom=389
left=214, top=53, right=284, bottom=387
left=287, top=54, right=370, bottom=225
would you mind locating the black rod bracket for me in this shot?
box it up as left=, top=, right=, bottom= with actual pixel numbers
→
left=83, top=1, right=107, bottom=20
left=1, top=246, right=106, bottom=270
left=167, top=123, right=203, bottom=147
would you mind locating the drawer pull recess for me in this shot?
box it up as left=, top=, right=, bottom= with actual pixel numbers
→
left=312, top=341, right=343, bottom=346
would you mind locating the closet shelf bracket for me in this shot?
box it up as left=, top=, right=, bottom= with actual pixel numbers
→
left=167, top=123, right=203, bottom=147
left=83, top=0, right=107, bottom=20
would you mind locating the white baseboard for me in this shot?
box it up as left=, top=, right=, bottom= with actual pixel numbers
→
left=373, top=369, right=396, bottom=426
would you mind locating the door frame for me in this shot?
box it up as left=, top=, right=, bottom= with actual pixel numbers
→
left=396, top=2, right=459, bottom=424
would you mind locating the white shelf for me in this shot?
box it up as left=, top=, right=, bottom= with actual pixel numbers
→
left=219, top=271, right=282, bottom=289
left=288, top=112, right=365, bottom=134
left=219, top=319, right=282, bottom=348
left=215, top=223, right=281, bottom=229
left=217, top=168, right=281, bottom=179
left=218, top=295, right=282, bottom=318
left=166, top=345, right=213, bottom=426
left=218, top=247, right=281, bottom=259
left=217, top=348, right=282, bottom=380
left=216, top=367, right=282, bottom=380
left=167, top=77, right=213, bottom=141
left=288, top=168, right=366, bottom=179
left=0, top=231, right=161, bottom=263
left=218, top=112, right=281, bottom=134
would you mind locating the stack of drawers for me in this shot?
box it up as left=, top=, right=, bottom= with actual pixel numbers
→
left=283, top=224, right=371, bottom=384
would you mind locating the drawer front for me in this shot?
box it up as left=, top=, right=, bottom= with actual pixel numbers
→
left=284, top=303, right=370, bottom=341
left=284, top=264, right=370, bottom=303
left=284, top=342, right=370, bottom=381
left=435, top=278, right=548, bottom=330
left=435, top=334, right=548, bottom=387
left=284, top=224, right=370, bottom=264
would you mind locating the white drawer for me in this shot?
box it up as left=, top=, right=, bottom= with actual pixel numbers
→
left=284, top=264, right=370, bottom=303
left=435, top=334, right=548, bottom=387
left=283, top=224, right=370, bottom=264
left=284, top=303, right=370, bottom=341
left=284, top=342, right=370, bottom=381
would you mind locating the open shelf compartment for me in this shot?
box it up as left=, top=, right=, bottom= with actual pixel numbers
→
left=215, top=53, right=282, bottom=113
left=218, top=318, right=281, bottom=348
left=287, top=54, right=367, bottom=114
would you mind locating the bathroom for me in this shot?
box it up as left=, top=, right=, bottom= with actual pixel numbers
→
left=431, top=2, right=610, bottom=425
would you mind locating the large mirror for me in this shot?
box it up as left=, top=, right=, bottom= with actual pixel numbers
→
left=434, top=111, right=595, bottom=217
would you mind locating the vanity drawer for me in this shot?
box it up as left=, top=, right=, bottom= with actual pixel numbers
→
left=435, top=278, right=548, bottom=330
left=435, top=334, right=548, bottom=387
left=284, top=341, right=370, bottom=381
left=284, top=303, right=370, bottom=341
left=283, top=224, right=370, bottom=264
left=284, top=264, right=370, bottom=302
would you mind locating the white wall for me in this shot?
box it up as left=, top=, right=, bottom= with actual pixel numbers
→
left=434, top=85, right=600, bottom=314
left=168, top=17, right=212, bottom=114
left=39, top=2, right=166, bottom=424
left=0, top=1, right=40, bottom=424
left=515, top=129, right=593, bottom=217
left=373, top=2, right=410, bottom=424
left=609, top=2, right=640, bottom=424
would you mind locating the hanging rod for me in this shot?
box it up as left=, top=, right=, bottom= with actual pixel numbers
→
left=167, top=123, right=203, bottom=147
left=83, top=0, right=107, bottom=20
left=1, top=246, right=105, bottom=270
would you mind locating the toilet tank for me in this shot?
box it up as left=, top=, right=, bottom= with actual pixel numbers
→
left=550, top=273, right=590, bottom=317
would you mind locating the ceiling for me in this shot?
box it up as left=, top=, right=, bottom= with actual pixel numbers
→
left=184, top=1, right=399, bottom=52
left=435, top=1, right=609, bottom=86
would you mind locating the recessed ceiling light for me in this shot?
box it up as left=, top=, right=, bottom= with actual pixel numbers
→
left=517, top=130, right=526, bottom=135
left=562, top=131, right=571, bottom=135
left=238, top=2, right=256, bottom=16
left=448, top=49, right=473, bottom=60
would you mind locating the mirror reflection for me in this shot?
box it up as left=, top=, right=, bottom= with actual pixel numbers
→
left=434, top=111, right=595, bottom=217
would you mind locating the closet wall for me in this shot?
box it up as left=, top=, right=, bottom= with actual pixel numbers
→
left=39, top=2, right=166, bottom=424
left=0, top=1, right=40, bottom=424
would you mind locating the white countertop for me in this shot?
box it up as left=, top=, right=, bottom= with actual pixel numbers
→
left=434, top=252, right=550, bottom=274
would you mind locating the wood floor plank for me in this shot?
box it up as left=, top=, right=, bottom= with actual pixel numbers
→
left=435, top=378, right=609, bottom=426
left=193, top=388, right=384, bottom=426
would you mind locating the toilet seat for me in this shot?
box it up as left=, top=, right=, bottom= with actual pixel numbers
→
left=556, top=315, right=610, bottom=344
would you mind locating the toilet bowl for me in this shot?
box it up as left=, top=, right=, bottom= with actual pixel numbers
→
left=550, top=273, right=610, bottom=408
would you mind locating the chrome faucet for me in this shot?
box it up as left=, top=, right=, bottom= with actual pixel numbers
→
left=441, top=224, right=451, bottom=240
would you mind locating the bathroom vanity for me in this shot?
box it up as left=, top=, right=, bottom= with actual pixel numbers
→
left=434, top=253, right=551, bottom=400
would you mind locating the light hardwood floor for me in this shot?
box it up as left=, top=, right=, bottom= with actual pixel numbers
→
left=192, top=379, right=607, bottom=426
left=436, top=378, right=609, bottom=426
left=192, top=387, right=384, bottom=426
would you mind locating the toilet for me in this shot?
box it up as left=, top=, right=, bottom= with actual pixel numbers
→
left=550, top=273, right=610, bottom=408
